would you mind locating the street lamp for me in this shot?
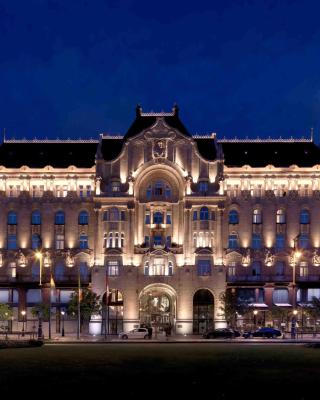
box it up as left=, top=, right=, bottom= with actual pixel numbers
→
left=291, top=237, right=301, bottom=339
left=21, top=310, right=26, bottom=337
left=253, top=310, right=258, bottom=329
left=61, top=310, right=65, bottom=337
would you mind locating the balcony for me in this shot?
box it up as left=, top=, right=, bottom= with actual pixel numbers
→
left=227, top=274, right=293, bottom=283
left=297, top=275, right=320, bottom=282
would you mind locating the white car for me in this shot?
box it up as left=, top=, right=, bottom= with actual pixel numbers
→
left=118, top=328, right=149, bottom=340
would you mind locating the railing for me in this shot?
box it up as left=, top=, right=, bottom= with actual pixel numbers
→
left=227, top=275, right=293, bottom=282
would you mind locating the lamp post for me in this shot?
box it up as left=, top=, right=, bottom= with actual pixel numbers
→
left=35, top=251, right=43, bottom=339
left=77, top=264, right=81, bottom=340
left=21, top=310, right=26, bottom=337
left=253, top=310, right=258, bottom=329
left=291, top=237, right=301, bottom=339
left=61, top=310, right=65, bottom=337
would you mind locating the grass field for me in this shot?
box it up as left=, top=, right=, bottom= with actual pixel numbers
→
left=0, top=344, right=319, bottom=397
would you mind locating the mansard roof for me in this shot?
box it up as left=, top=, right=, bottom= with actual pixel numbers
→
left=124, top=105, right=191, bottom=139
left=0, top=140, right=98, bottom=168
left=220, top=139, right=320, bottom=167
left=193, top=137, right=217, bottom=161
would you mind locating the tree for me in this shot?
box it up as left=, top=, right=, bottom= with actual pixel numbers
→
left=31, top=303, right=50, bottom=320
left=0, top=304, right=13, bottom=320
left=68, top=288, right=101, bottom=330
left=220, top=290, right=251, bottom=328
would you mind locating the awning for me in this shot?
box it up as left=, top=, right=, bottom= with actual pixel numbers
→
left=274, top=303, right=292, bottom=307
left=249, top=303, right=268, bottom=308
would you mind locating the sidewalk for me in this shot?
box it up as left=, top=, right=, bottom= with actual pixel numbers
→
left=40, top=332, right=320, bottom=344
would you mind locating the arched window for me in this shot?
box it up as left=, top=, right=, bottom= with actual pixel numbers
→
left=229, top=210, right=239, bottom=224
left=115, top=233, right=119, bottom=248
left=252, top=233, right=262, bottom=249
left=200, top=207, right=209, bottom=221
left=31, top=210, right=41, bottom=225
left=7, top=211, right=17, bottom=225
left=153, top=212, right=163, bottom=224
left=78, top=211, right=89, bottom=225
left=300, top=209, right=310, bottom=224
left=276, top=209, right=285, bottom=224
left=55, top=211, right=65, bottom=225
left=228, top=233, right=239, bottom=249
left=252, top=209, right=262, bottom=224
left=109, top=208, right=120, bottom=221
left=146, top=185, right=152, bottom=200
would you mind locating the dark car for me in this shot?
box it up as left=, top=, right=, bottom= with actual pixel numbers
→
left=243, top=327, right=282, bottom=339
left=203, top=328, right=241, bottom=339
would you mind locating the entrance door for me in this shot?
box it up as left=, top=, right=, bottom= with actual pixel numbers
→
left=193, top=289, right=214, bottom=334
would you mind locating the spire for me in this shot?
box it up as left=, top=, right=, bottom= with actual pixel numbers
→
left=136, top=104, right=142, bottom=117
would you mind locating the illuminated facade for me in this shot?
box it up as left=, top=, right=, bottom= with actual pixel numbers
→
left=1, top=106, right=320, bottom=335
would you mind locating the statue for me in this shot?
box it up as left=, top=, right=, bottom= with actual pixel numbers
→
left=242, top=249, right=250, bottom=267
left=65, top=250, right=75, bottom=268
left=43, top=251, right=51, bottom=268
left=313, top=249, right=320, bottom=267
left=265, top=249, right=274, bottom=267
left=17, top=250, right=27, bottom=267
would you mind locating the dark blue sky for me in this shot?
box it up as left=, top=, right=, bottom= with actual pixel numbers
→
left=1, top=0, right=320, bottom=140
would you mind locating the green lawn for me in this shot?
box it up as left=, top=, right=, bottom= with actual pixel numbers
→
left=0, top=344, right=319, bottom=397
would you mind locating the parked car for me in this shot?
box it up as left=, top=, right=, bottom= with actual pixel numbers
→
left=118, top=328, right=149, bottom=340
left=243, top=327, right=282, bottom=339
left=203, top=328, right=241, bottom=339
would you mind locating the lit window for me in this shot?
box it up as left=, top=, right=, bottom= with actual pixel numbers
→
left=273, top=288, right=289, bottom=304
left=108, top=261, right=119, bottom=276
left=111, top=181, right=120, bottom=192
left=252, top=209, right=262, bottom=224
left=276, top=209, right=286, bottom=224
left=55, top=234, right=64, bottom=250
left=79, top=234, right=88, bottom=249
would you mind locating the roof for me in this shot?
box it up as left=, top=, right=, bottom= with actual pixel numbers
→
left=100, top=137, right=124, bottom=161
left=220, top=140, right=320, bottom=167
left=0, top=140, right=98, bottom=168
left=194, top=138, right=217, bottom=161
left=124, top=105, right=191, bottom=139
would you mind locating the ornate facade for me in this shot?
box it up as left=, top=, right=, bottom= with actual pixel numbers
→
left=1, top=106, right=320, bottom=335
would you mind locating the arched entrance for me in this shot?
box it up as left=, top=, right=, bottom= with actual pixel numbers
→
left=193, top=289, right=214, bottom=334
left=139, top=284, right=176, bottom=333
left=102, top=289, right=123, bottom=334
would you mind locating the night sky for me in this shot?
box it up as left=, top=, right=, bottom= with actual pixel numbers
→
left=1, top=0, right=320, bottom=140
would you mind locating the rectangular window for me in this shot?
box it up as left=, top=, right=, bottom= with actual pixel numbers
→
left=55, top=234, right=64, bottom=250
left=228, top=266, right=236, bottom=276
left=300, top=263, right=308, bottom=277
left=154, top=236, right=162, bottom=246
left=145, top=214, right=150, bottom=224
left=276, top=234, right=285, bottom=250
left=193, top=211, right=198, bottom=221
left=7, top=234, right=17, bottom=250
left=166, top=236, right=171, bottom=247
left=108, top=261, right=119, bottom=276
left=86, top=185, right=91, bottom=197
left=144, top=236, right=150, bottom=248
left=166, top=214, right=171, bottom=224
left=79, top=235, right=88, bottom=249
left=111, top=182, right=120, bottom=192
left=197, top=260, right=211, bottom=276
left=79, top=185, right=84, bottom=197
